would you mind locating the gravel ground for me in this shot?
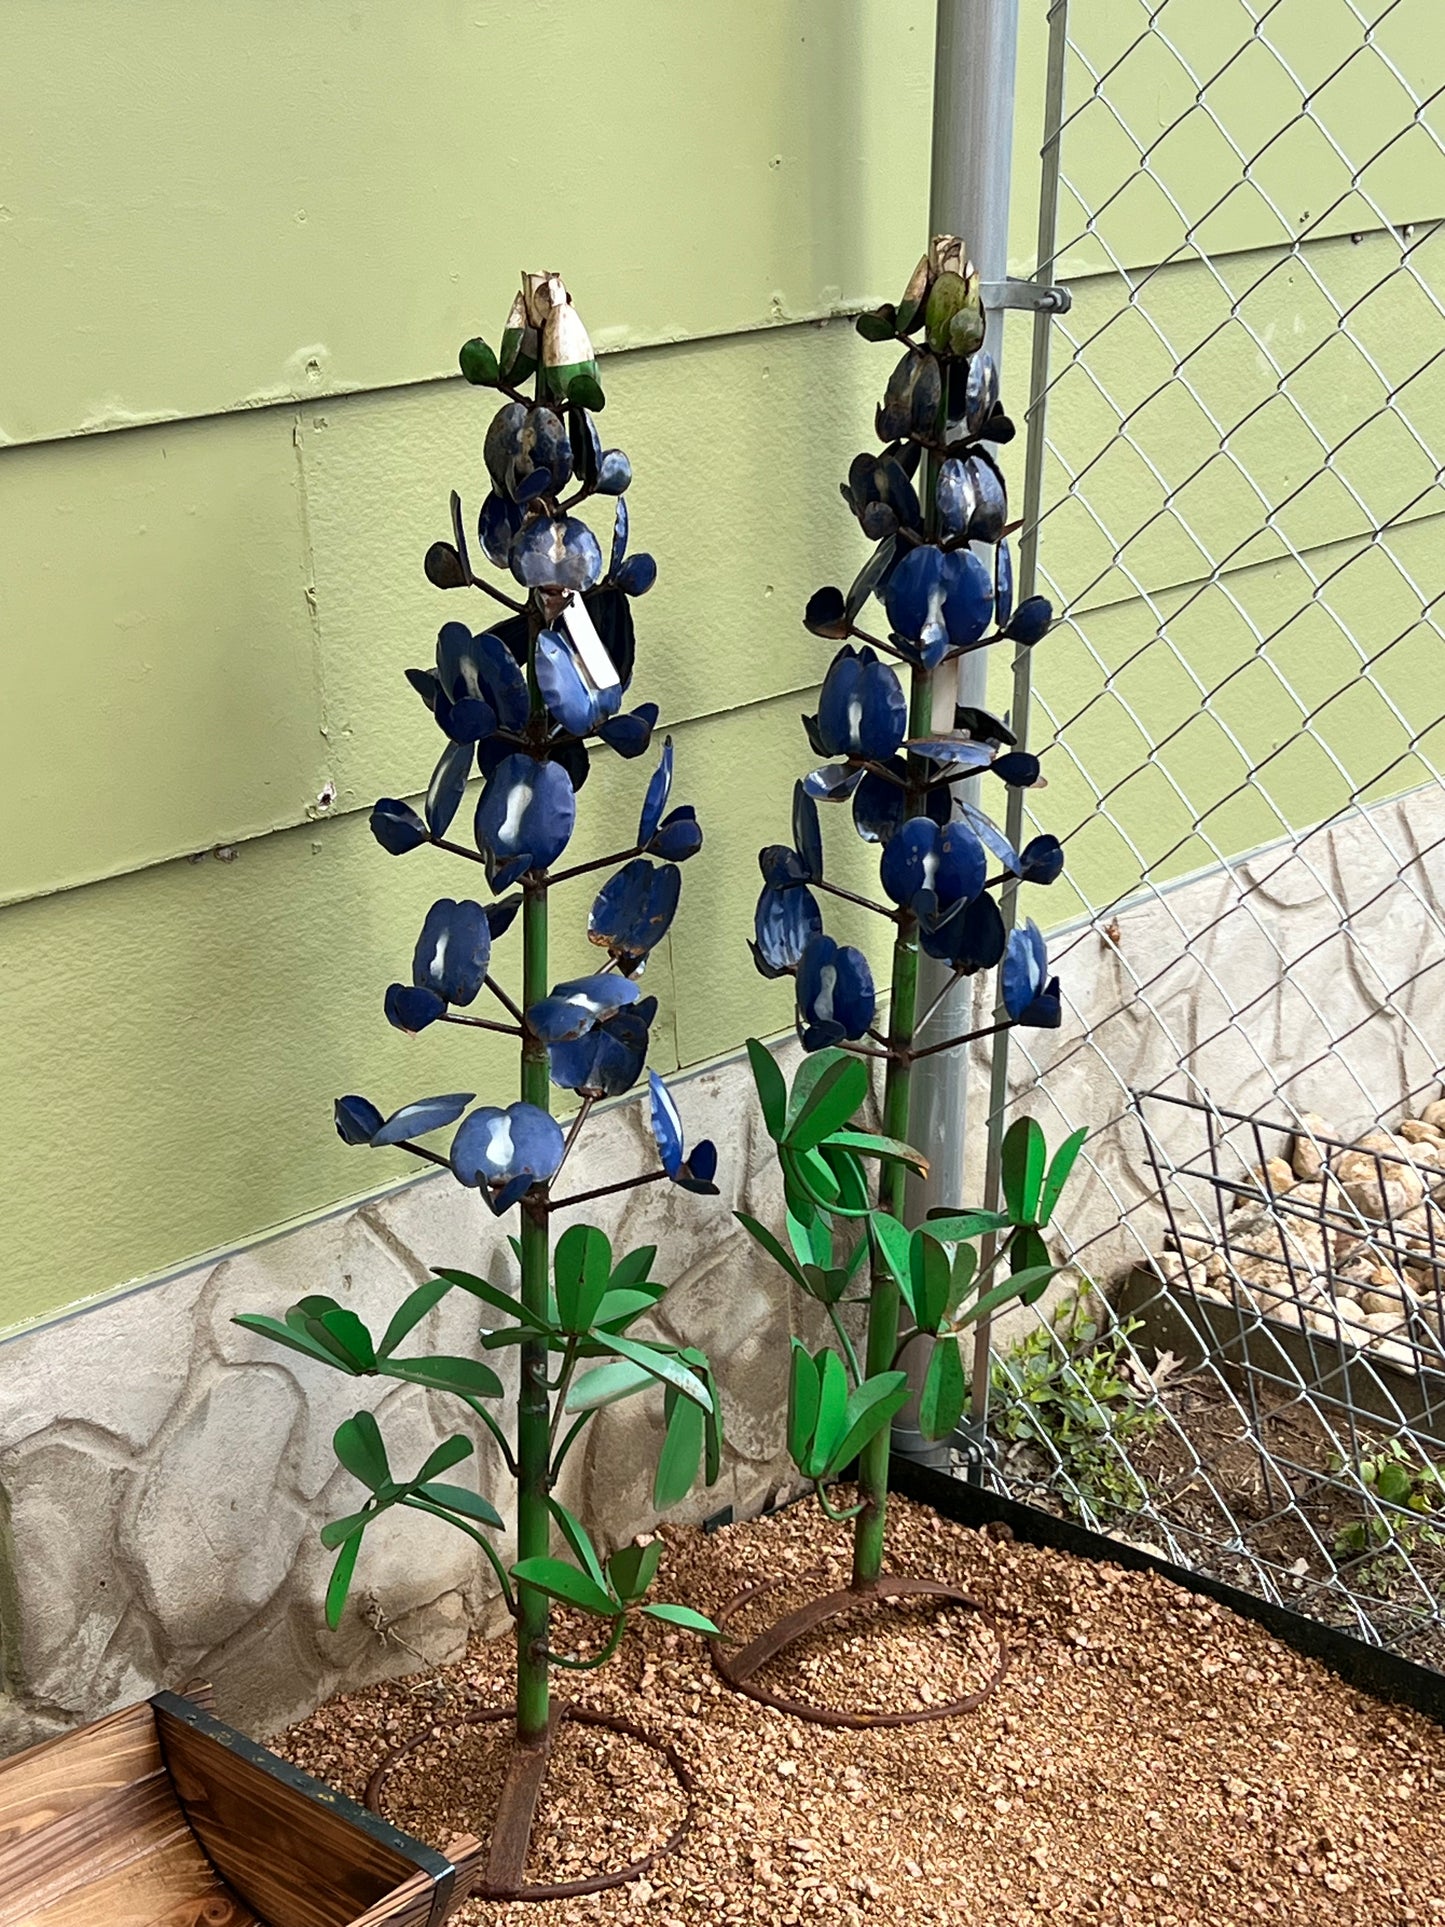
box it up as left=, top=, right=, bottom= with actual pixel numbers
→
left=277, top=1494, right=1445, bottom=1926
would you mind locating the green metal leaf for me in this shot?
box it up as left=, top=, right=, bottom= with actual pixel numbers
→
left=433, top=1268, right=547, bottom=1331
left=1039, top=1126, right=1088, bottom=1227
left=607, top=1539, right=663, bottom=1604
left=784, top=1143, right=843, bottom=1206
left=805, top=1348, right=850, bottom=1479
left=818, top=1141, right=874, bottom=1216
left=605, top=1335, right=714, bottom=1411
left=232, top=1314, right=356, bottom=1374
left=594, top=1287, right=663, bottom=1332
left=566, top=1358, right=655, bottom=1412
left=787, top=1339, right=821, bottom=1470
left=554, top=1222, right=613, bottom=1334
left=945, top=1243, right=979, bottom=1320
left=411, top=1434, right=474, bottom=1486
left=291, top=1299, right=376, bottom=1373
left=784, top=1046, right=858, bottom=1137
left=823, top=1371, right=911, bottom=1478
left=826, top=1130, right=929, bottom=1178
left=458, top=336, right=500, bottom=385
left=787, top=1208, right=832, bottom=1273
left=908, top=1232, right=952, bottom=1334
left=609, top=1245, right=658, bottom=1292
left=325, top=1531, right=363, bottom=1629
left=734, top=1212, right=806, bottom=1289
left=868, top=1212, right=912, bottom=1293
left=786, top=1055, right=871, bottom=1153
left=746, top=1036, right=788, bottom=1141
left=924, top=1208, right=1011, bottom=1241
left=511, top=1556, right=620, bottom=1618
left=333, top=1411, right=391, bottom=1492
left=653, top=1392, right=705, bottom=1508
left=378, top=1278, right=453, bottom=1359
left=379, top=1355, right=505, bottom=1400
left=642, top=1602, right=720, bottom=1635
left=959, top=1263, right=1059, bottom=1327
left=919, top=1336, right=966, bottom=1440
left=414, top=1481, right=503, bottom=1531
left=1001, top=1116, right=1047, bottom=1225
left=546, top=1498, right=608, bottom=1589
left=1010, top=1225, right=1051, bottom=1276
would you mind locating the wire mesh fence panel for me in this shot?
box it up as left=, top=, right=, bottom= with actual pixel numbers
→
left=972, top=0, right=1445, bottom=1665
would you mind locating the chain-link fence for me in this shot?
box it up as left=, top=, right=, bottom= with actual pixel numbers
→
left=972, top=0, right=1445, bottom=1666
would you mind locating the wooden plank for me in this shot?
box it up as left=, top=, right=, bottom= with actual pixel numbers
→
left=0, top=1705, right=161, bottom=1855
left=153, top=1694, right=453, bottom=1927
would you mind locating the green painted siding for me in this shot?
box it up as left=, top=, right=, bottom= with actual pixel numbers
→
left=3, top=0, right=1442, bottom=1329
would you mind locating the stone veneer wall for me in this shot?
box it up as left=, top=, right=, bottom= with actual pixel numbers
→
left=3, top=787, right=1441, bottom=1751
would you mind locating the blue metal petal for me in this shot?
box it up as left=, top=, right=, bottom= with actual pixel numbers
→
left=609, top=496, right=629, bottom=577
left=570, top=403, right=602, bottom=490
left=485, top=896, right=523, bottom=939
left=759, top=843, right=810, bottom=887
left=792, top=780, right=824, bottom=881
left=451, top=1102, right=565, bottom=1195
left=484, top=402, right=528, bottom=496
left=515, top=406, right=573, bottom=498
left=1002, top=919, right=1048, bottom=1020
left=373, top=1092, right=475, bottom=1148
left=676, top=1139, right=719, bottom=1195
left=804, top=586, right=849, bottom=638
left=846, top=535, right=899, bottom=625
left=964, top=351, right=999, bottom=434
left=651, top=806, right=703, bottom=861
left=1019, top=834, right=1065, bottom=885
left=474, top=752, right=576, bottom=878
left=992, top=751, right=1041, bottom=789
left=1005, top=595, right=1053, bottom=646
left=750, top=879, right=823, bottom=979
left=879, top=817, right=940, bottom=909
left=477, top=490, right=523, bottom=568
left=615, top=552, right=657, bottom=596
left=536, top=628, right=602, bottom=735
left=960, top=802, right=1022, bottom=875
left=528, top=974, right=643, bottom=1044
left=370, top=798, right=428, bottom=855
left=510, top=515, right=604, bottom=592
left=921, top=891, right=1006, bottom=972
left=637, top=738, right=674, bottom=846
left=964, top=454, right=1007, bottom=543
left=995, top=538, right=1015, bottom=626
left=851, top=760, right=912, bottom=845
left=598, top=703, right=658, bottom=758
left=412, top=897, right=492, bottom=1006
left=648, top=1072, right=685, bottom=1178
left=907, top=739, right=995, bottom=773
left=796, top=935, right=876, bottom=1050
left=803, top=764, right=867, bottom=802
left=385, top=983, right=446, bottom=1035
left=934, top=457, right=976, bottom=541
left=596, top=449, right=632, bottom=495
left=335, top=1095, right=385, bottom=1145
left=550, top=996, right=655, bottom=1097
left=426, top=737, right=475, bottom=837
left=817, top=646, right=907, bottom=762
left=589, top=858, right=681, bottom=963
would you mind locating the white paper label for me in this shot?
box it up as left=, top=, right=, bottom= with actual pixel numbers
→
left=559, top=593, right=621, bottom=693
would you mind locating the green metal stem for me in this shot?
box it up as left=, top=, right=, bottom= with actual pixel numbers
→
left=851, top=664, right=933, bottom=1587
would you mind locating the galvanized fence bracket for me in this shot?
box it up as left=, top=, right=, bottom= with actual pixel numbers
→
left=980, top=277, right=1072, bottom=314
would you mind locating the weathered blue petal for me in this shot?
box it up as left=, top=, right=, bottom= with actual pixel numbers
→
left=451, top=1102, right=565, bottom=1204
left=406, top=666, right=442, bottom=713
left=885, top=545, right=993, bottom=662
left=370, top=798, right=428, bottom=855
left=511, top=515, right=603, bottom=592
left=412, top=898, right=492, bottom=1006
left=851, top=760, right=912, bottom=845
left=804, top=586, right=849, bottom=639
left=992, top=751, right=1041, bottom=789
left=1005, top=595, right=1053, bottom=646
left=965, top=454, right=1007, bottom=543
left=954, top=704, right=1017, bottom=747
left=528, top=974, right=643, bottom=1044
left=796, top=935, right=876, bottom=1051
left=922, top=891, right=1006, bottom=972
left=792, top=780, right=824, bottom=881
left=675, top=1138, right=719, bottom=1195
left=474, top=752, right=576, bottom=879
left=570, top=403, right=602, bottom=491
left=907, top=739, right=995, bottom=773
left=876, top=349, right=942, bottom=442
left=964, top=351, right=1000, bottom=434
left=751, top=879, right=823, bottom=979
left=1019, top=834, right=1065, bottom=885
left=615, top=552, right=657, bottom=597
left=589, top=857, right=681, bottom=963
left=335, top=1095, right=385, bottom=1145
left=515, top=406, right=573, bottom=499
left=424, top=542, right=468, bottom=590
left=935, top=457, right=976, bottom=540
left=470, top=629, right=531, bottom=733
left=609, top=497, right=629, bottom=577
left=803, top=764, right=867, bottom=802
left=817, top=646, right=908, bottom=762
left=484, top=402, right=528, bottom=496
left=995, top=538, right=1015, bottom=626
left=385, top=983, right=446, bottom=1035
left=759, top=843, right=810, bottom=887
left=960, top=802, right=1021, bottom=875
left=879, top=818, right=987, bottom=919
left=637, top=738, right=674, bottom=845
left=536, top=628, right=602, bottom=735
left=648, top=1071, right=685, bottom=1178
left=596, top=449, right=632, bottom=495
left=845, top=536, right=898, bottom=624
left=1002, top=919, right=1048, bottom=1020
left=485, top=896, right=523, bottom=939
left=598, top=704, right=658, bottom=759
left=477, top=491, right=523, bottom=568
left=426, top=738, right=475, bottom=837
left=550, top=997, right=655, bottom=1097
left=651, top=806, right=703, bottom=861
left=373, top=1092, right=475, bottom=1148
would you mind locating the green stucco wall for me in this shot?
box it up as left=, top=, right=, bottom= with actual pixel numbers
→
left=3, top=0, right=1441, bottom=1328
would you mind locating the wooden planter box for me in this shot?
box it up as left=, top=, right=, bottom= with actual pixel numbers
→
left=0, top=1688, right=477, bottom=1926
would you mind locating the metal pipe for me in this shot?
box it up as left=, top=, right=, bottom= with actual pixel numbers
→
left=896, top=0, right=1022, bottom=1465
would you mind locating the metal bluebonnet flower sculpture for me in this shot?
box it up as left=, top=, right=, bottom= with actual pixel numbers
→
left=237, top=275, right=721, bottom=1896
left=735, top=240, right=1088, bottom=1664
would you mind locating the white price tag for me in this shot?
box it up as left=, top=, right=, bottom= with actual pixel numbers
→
left=558, top=592, right=621, bottom=694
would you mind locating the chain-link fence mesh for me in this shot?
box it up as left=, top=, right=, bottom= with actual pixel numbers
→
left=973, top=0, right=1445, bottom=1666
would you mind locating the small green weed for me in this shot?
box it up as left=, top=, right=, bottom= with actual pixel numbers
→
left=990, top=1294, right=1161, bottom=1518
left=1333, top=1438, right=1445, bottom=1572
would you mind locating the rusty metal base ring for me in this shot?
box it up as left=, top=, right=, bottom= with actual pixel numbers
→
left=711, top=1571, right=1008, bottom=1729
left=364, top=1701, right=696, bottom=1904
